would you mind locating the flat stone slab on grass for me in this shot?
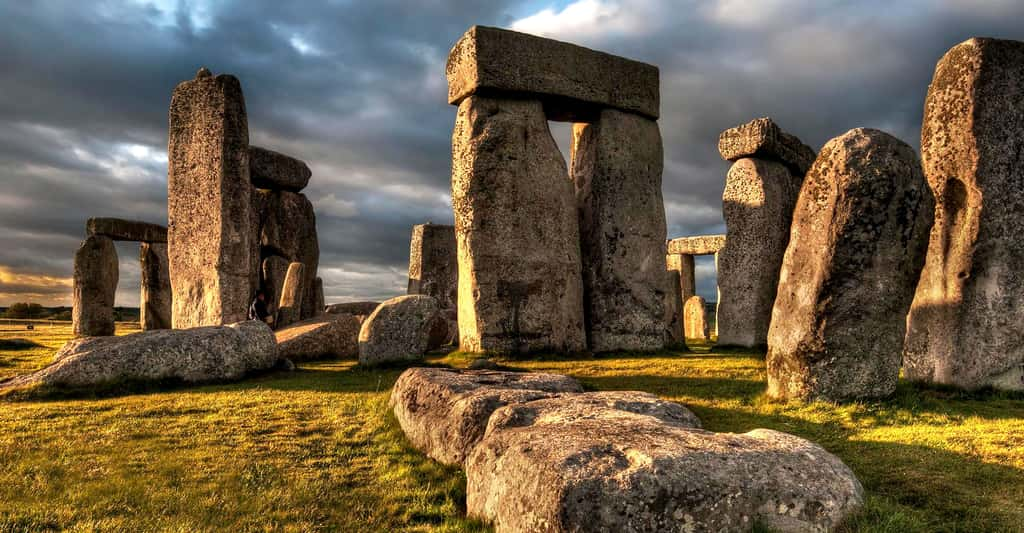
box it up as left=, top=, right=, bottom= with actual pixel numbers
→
left=86, top=217, right=168, bottom=243
left=276, top=314, right=361, bottom=361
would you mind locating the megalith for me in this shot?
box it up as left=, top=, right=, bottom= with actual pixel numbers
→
left=139, top=242, right=172, bottom=331
left=904, top=38, right=1024, bottom=391
left=312, top=277, right=324, bottom=316
left=72, top=235, right=119, bottom=338
left=87, top=217, right=168, bottom=243
left=767, top=128, right=933, bottom=401
left=253, top=189, right=320, bottom=320
left=276, top=262, right=305, bottom=329
left=249, top=145, right=311, bottom=193
left=408, top=223, right=458, bottom=310
left=718, top=117, right=816, bottom=176
left=167, top=68, right=256, bottom=328
left=260, top=255, right=291, bottom=316
left=683, top=295, right=709, bottom=342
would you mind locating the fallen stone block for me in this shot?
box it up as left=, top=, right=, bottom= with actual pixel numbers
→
left=276, top=314, right=360, bottom=361
left=358, top=295, right=446, bottom=366
left=325, top=301, right=380, bottom=317
left=718, top=117, right=817, bottom=176
left=86, top=217, right=168, bottom=243
left=249, top=145, right=312, bottom=192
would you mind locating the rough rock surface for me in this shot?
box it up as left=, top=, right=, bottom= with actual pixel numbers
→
left=451, top=95, right=586, bottom=354
left=358, top=295, right=446, bottom=366
left=72, top=235, right=118, bottom=338
left=87, top=217, right=167, bottom=243
left=139, top=242, right=172, bottom=331
left=249, top=145, right=312, bottom=192
left=717, top=158, right=801, bottom=348
left=571, top=109, right=668, bottom=352
left=276, top=262, right=305, bottom=329
left=466, top=415, right=862, bottom=533
left=904, top=37, right=1024, bottom=391
left=260, top=255, right=291, bottom=314
left=408, top=223, right=458, bottom=310
left=168, top=68, right=256, bottom=328
left=389, top=367, right=584, bottom=465
left=663, top=269, right=684, bottom=346
left=325, top=301, right=380, bottom=317
left=276, top=314, right=360, bottom=361
left=683, top=295, right=709, bottom=342
left=768, top=128, right=933, bottom=401
left=1, top=321, right=277, bottom=391
left=447, top=26, right=659, bottom=120
left=666, top=234, right=725, bottom=256
left=312, top=277, right=324, bottom=316
left=253, top=189, right=320, bottom=320
left=718, top=117, right=817, bottom=176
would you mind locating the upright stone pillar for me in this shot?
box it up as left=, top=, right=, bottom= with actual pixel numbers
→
left=139, top=242, right=172, bottom=330
left=571, top=109, right=668, bottom=352
left=683, top=295, right=709, bottom=342
left=451, top=96, right=586, bottom=354
left=260, top=255, right=291, bottom=317
left=276, top=262, right=305, bottom=329
left=904, top=38, right=1024, bottom=391
left=167, top=68, right=256, bottom=329
left=312, top=277, right=325, bottom=316
left=408, top=223, right=458, bottom=310
left=73, top=235, right=118, bottom=337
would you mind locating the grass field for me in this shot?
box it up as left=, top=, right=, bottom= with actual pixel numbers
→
left=1, top=326, right=1022, bottom=532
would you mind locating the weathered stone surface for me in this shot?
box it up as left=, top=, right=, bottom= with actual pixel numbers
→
left=275, top=314, right=360, bottom=361
left=389, top=367, right=583, bottom=465
left=358, top=295, right=445, bottom=366
left=249, top=145, right=312, bottom=192
left=663, top=270, right=684, bottom=346
left=325, top=301, right=380, bottom=317
left=717, top=158, right=801, bottom=348
left=447, top=26, right=659, bottom=120
left=666, top=234, right=725, bottom=256
left=467, top=414, right=862, bottom=533
left=260, top=255, right=291, bottom=316
left=1, top=321, right=277, bottom=391
left=87, top=218, right=167, bottom=243
left=407, top=223, right=458, bottom=310
left=72, top=235, right=118, bottom=338
left=276, top=262, right=305, bottom=329
left=718, top=117, right=817, bottom=176
left=768, top=128, right=933, bottom=401
left=904, top=38, right=1024, bottom=391
left=683, top=295, right=709, bottom=342
left=253, top=189, right=320, bottom=320
left=452, top=96, right=586, bottom=355
left=139, top=242, right=172, bottom=331
left=571, top=110, right=667, bottom=352
left=168, top=68, right=256, bottom=328
left=312, top=277, right=324, bottom=316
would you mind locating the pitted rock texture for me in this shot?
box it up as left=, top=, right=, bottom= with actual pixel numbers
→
left=451, top=95, right=586, bottom=355
left=87, top=217, right=167, bottom=243
left=768, top=128, right=933, bottom=402
left=276, top=262, right=305, bottom=329
left=572, top=109, right=668, bottom=352
left=447, top=26, right=659, bottom=120
left=249, top=145, right=311, bottom=192
left=276, top=314, right=360, bottom=361
left=408, top=223, right=458, bottom=310
left=253, top=189, right=320, bottom=320
left=358, top=295, right=446, bottom=366
left=683, top=295, right=709, bottom=342
left=666, top=234, right=725, bottom=256
left=73, top=235, right=118, bottom=338
left=140, top=242, right=172, bottom=331
left=904, top=37, right=1024, bottom=391
left=717, top=158, right=801, bottom=348
left=718, top=117, right=817, bottom=176
left=389, top=367, right=584, bottom=465
left=1, top=321, right=277, bottom=391
left=168, top=69, right=256, bottom=328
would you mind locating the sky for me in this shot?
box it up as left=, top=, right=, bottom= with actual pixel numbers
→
left=1, top=0, right=1022, bottom=307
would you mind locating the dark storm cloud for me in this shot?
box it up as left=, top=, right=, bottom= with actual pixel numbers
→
left=1, top=0, right=1023, bottom=304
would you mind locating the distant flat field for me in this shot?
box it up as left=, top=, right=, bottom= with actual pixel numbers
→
left=1, top=330, right=1022, bottom=532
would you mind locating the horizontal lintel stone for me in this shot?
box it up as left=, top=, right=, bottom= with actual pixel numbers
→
left=667, top=234, right=726, bottom=256
left=249, top=145, right=312, bottom=192
left=86, top=217, right=167, bottom=243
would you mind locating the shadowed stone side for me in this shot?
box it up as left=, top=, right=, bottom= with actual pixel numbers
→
left=167, top=68, right=256, bottom=328
left=249, top=145, right=311, bottom=192
left=140, top=242, right=172, bottom=331
left=253, top=189, right=320, bottom=320
left=325, top=301, right=380, bottom=317
left=572, top=109, right=668, bottom=352
left=904, top=37, right=1024, bottom=391
left=718, top=117, right=816, bottom=176
left=717, top=158, right=801, bottom=348
left=407, top=223, right=458, bottom=310
left=87, top=217, right=167, bottom=243
left=73, top=235, right=118, bottom=338
left=452, top=95, right=586, bottom=355
left=767, top=128, right=933, bottom=402
left=261, top=255, right=290, bottom=316
left=276, top=262, right=305, bottom=329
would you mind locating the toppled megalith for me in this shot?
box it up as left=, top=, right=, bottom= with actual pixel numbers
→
left=768, top=128, right=933, bottom=401
left=717, top=156, right=803, bottom=348
left=167, top=68, right=256, bottom=328
left=683, top=295, right=709, bottom=342
left=572, top=109, right=668, bottom=352
left=451, top=95, right=586, bottom=355
left=275, top=313, right=360, bottom=361
left=72, top=235, right=118, bottom=338
left=139, top=242, right=172, bottom=331
left=904, top=38, right=1024, bottom=391
left=407, top=223, right=457, bottom=310
left=358, top=295, right=446, bottom=366
left=276, top=262, right=305, bottom=329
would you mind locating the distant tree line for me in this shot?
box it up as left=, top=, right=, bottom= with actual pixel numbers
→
left=0, top=303, right=139, bottom=321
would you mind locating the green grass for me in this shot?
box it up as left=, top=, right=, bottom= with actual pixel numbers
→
left=1, top=331, right=1022, bottom=532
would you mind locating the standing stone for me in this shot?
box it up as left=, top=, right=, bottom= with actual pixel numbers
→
left=276, top=262, right=305, bottom=329
left=767, top=128, right=933, bottom=401
left=261, top=255, right=291, bottom=315
left=451, top=95, right=586, bottom=354
left=717, top=158, right=801, bottom=348
left=139, top=242, right=172, bottom=331
left=665, top=254, right=695, bottom=344
left=571, top=109, right=668, bottom=352
left=167, top=68, right=256, bottom=329
left=253, top=189, right=320, bottom=320
left=407, top=223, right=458, bottom=310
left=72, top=235, right=118, bottom=338
left=904, top=38, right=1024, bottom=391
left=683, top=295, right=709, bottom=342
left=312, top=277, right=324, bottom=316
